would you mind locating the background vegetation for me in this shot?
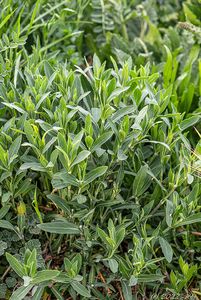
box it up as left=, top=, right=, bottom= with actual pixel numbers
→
left=0, top=0, right=200, bottom=299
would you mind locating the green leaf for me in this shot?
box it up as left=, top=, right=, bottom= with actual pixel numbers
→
left=0, top=10, right=15, bottom=30
left=0, top=205, right=10, bottom=219
left=175, top=213, right=201, bottom=227
left=108, top=86, right=130, bottom=102
left=2, top=102, right=26, bottom=114
left=38, top=221, right=80, bottom=235
left=166, top=200, right=173, bottom=227
left=121, top=280, right=132, bottom=300
left=116, top=227, right=125, bottom=248
left=105, top=106, right=135, bottom=129
left=8, top=136, right=22, bottom=161
left=71, top=150, right=91, bottom=167
left=20, top=162, right=46, bottom=172
left=10, top=284, right=34, bottom=300
left=84, top=166, right=108, bottom=186
left=133, top=165, right=151, bottom=197
left=32, top=287, right=45, bottom=300
left=108, top=258, right=118, bottom=273
left=47, top=194, right=70, bottom=213
left=163, top=45, right=173, bottom=87
left=32, top=270, right=60, bottom=284
left=180, top=116, right=200, bottom=131
left=6, top=253, right=25, bottom=278
left=71, top=281, right=91, bottom=298
left=91, top=131, right=113, bottom=152
left=97, top=227, right=110, bottom=245
left=138, top=274, right=164, bottom=283
left=0, top=220, right=16, bottom=232
left=52, top=171, right=79, bottom=189
left=159, top=237, right=173, bottom=263
left=42, top=137, right=57, bottom=154
left=51, top=287, right=64, bottom=300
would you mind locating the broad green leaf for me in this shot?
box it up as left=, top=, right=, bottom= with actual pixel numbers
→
left=71, top=150, right=91, bottom=166
left=175, top=213, right=201, bottom=227
left=108, top=258, right=118, bottom=273
left=52, top=171, right=79, bottom=189
left=6, top=253, right=25, bottom=278
left=159, top=237, right=173, bottom=263
left=83, top=166, right=108, bottom=186
left=2, top=192, right=12, bottom=203
left=129, top=275, right=138, bottom=286
left=0, top=205, right=10, bottom=219
left=47, top=194, right=70, bottom=213
left=108, top=86, right=129, bottom=102
left=8, top=136, right=22, bottom=161
left=2, top=102, right=26, bottom=114
left=71, top=281, right=91, bottom=298
left=116, top=227, right=125, bottom=248
left=133, top=165, right=151, bottom=197
left=32, top=270, right=60, bottom=284
left=42, top=137, right=57, bottom=154
left=97, top=227, right=111, bottom=248
left=38, top=221, right=80, bottom=235
left=0, top=220, right=16, bottom=232
left=20, top=163, right=46, bottom=172
left=91, top=131, right=113, bottom=152
left=105, top=106, right=135, bottom=129
left=10, top=284, right=34, bottom=300
left=32, top=286, right=45, bottom=300
left=121, top=280, right=132, bottom=300
left=180, top=116, right=200, bottom=131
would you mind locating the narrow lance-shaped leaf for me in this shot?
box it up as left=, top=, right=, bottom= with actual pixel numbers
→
left=91, top=131, right=113, bottom=152
left=52, top=171, right=79, bottom=189
left=71, top=150, right=91, bottom=167
left=38, top=221, right=80, bottom=235
left=10, top=284, right=34, bottom=300
left=47, top=194, right=70, bottom=213
left=32, top=270, right=60, bottom=284
left=71, top=281, right=91, bottom=298
left=83, top=166, right=108, bottom=186
left=174, top=213, right=201, bottom=227
left=6, top=253, right=26, bottom=278
left=0, top=205, right=10, bottom=219
left=159, top=237, right=173, bottom=263
left=8, top=135, right=22, bottom=161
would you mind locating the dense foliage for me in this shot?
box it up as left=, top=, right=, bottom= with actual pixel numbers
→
left=0, top=0, right=200, bottom=299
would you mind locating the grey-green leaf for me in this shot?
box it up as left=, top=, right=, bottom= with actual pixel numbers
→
left=83, top=166, right=108, bottom=186
left=9, top=136, right=22, bottom=161
left=0, top=205, right=10, bottom=219
left=175, top=213, right=201, bottom=227
left=52, top=171, right=79, bottom=189
left=71, top=281, right=91, bottom=298
left=47, top=194, right=70, bottom=213
left=71, top=150, right=91, bottom=166
left=91, top=131, right=113, bottom=152
left=32, top=270, right=60, bottom=284
left=10, top=284, right=34, bottom=300
left=6, top=253, right=25, bottom=278
left=108, top=258, right=118, bottom=273
left=0, top=220, right=16, bottom=232
left=159, top=237, right=173, bottom=263
left=38, top=221, right=80, bottom=235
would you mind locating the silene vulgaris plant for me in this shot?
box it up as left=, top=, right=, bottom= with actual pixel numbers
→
left=0, top=26, right=200, bottom=298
